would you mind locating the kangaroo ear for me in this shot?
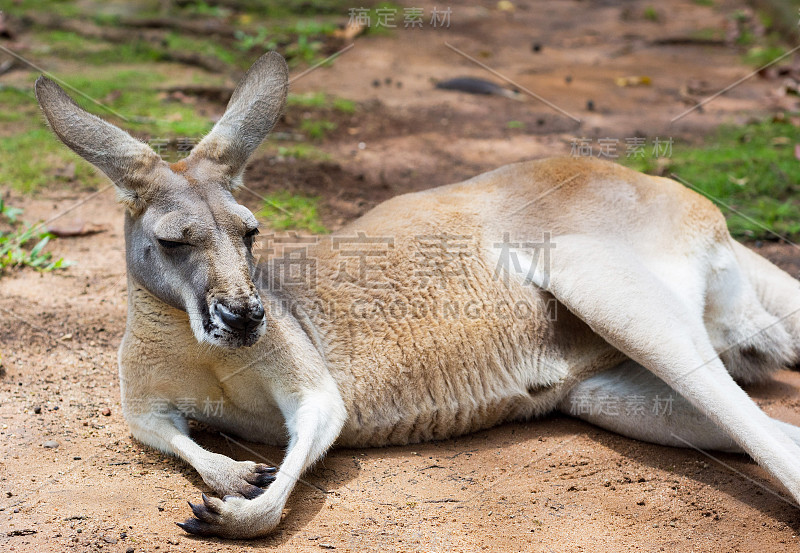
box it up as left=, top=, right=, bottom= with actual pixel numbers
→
left=190, top=51, right=289, bottom=186
left=35, top=76, right=163, bottom=211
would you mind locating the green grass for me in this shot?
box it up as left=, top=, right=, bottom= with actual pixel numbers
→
left=300, top=119, right=337, bottom=140
left=287, top=92, right=330, bottom=109
left=332, top=97, right=356, bottom=114
left=286, top=93, right=355, bottom=141
left=275, top=144, right=331, bottom=161
left=643, top=6, right=659, bottom=22
left=690, top=28, right=725, bottom=41
left=165, top=32, right=240, bottom=67
left=0, top=198, right=72, bottom=274
left=1, top=69, right=217, bottom=192
left=19, top=0, right=84, bottom=18
left=257, top=191, right=327, bottom=233
left=622, top=118, right=800, bottom=241
left=33, top=29, right=241, bottom=67
left=177, top=0, right=231, bottom=18
left=221, top=0, right=357, bottom=18
left=56, top=71, right=216, bottom=136
left=287, top=92, right=356, bottom=114
left=4, top=0, right=374, bottom=194
left=0, top=129, right=102, bottom=192
left=234, top=20, right=337, bottom=65
left=0, top=88, right=37, bottom=124
left=743, top=45, right=786, bottom=68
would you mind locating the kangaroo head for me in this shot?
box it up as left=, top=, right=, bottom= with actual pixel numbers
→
left=35, top=52, right=289, bottom=348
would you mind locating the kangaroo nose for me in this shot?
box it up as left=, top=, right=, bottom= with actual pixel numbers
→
left=216, top=303, right=263, bottom=332
left=250, top=304, right=265, bottom=325
left=216, top=304, right=247, bottom=331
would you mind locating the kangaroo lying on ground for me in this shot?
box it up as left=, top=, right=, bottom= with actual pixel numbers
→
left=35, top=51, right=800, bottom=539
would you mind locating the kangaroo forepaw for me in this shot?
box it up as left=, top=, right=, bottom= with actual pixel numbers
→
left=177, top=493, right=281, bottom=538
left=247, top=464, right=277, bottom=488
left=201, top=458, right=276, bottom=499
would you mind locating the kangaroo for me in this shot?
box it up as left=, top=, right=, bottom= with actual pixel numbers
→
left=35, top=51, right=800, bottom=539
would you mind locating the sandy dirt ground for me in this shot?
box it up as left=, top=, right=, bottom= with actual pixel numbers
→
left=4, top=0, right=800, bottom=551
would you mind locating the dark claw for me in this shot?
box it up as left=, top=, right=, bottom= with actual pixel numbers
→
left=188, top=501, right=218, bottom=523
left=177, top=519, right=216, bottom=536
left=201, top=493, right=221, bottom=514
left=242, top=485, right=265, bottom=499
left=256, top=473, right=276, bottom=487
left=248, top=473, right=277, bottom=487
left=253, top=464, right=277, bottom=474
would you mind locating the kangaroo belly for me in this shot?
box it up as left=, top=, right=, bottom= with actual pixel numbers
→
left=334, top=361, right=564, bottom=447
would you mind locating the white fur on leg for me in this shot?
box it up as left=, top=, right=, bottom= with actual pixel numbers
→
left=178, top=382, right=348, bottom=538
left=560, top=361, right=742, bottom=452
left=126, top=410, right=272, bottom=499
left=544, top=235, right=800, bottom=504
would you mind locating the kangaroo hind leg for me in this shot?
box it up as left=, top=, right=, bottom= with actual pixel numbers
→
left=730, top=241, right=800, bottom=366
left=704, top=241, right=796, bottom=384
left=541, top=235, right=800, bottom=503
left=559, top=361, right=741, bottom=452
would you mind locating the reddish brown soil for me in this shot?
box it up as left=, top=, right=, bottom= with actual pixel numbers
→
left=4, top=0, right=800, bottom=552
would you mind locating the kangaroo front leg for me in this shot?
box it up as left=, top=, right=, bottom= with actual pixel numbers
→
left=126, top=410, right=276, bottom=500
left=178, top=385, right=348, bottom=538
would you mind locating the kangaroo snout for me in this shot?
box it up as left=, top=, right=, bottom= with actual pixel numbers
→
left=214, top=302, right=264, bottom=332
left=211, top=297, right=265, bottom=347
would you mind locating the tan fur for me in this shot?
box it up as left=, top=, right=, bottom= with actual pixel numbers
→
left=36, top=52, right=800, bottom=539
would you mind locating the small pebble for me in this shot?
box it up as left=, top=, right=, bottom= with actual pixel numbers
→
left=532, top=42, right=542, bottom=52
left=101, top=408, right=111, bottom=417
left=43, top=440, right=60, bottom=448
left=586, top=100, right=595, bottom=111
left=126, top=548, right=135, bottom=553
left=33, top=406, right=41, bottom=414
left=73, top=456, right=81, bottom=461
left=372, top=79, right=380, bottom=88
left=13, top=508, right=19, bottom=513
left=103, top=536, right=118, bottom=544
left=319, top=544, right=336, bottom=550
